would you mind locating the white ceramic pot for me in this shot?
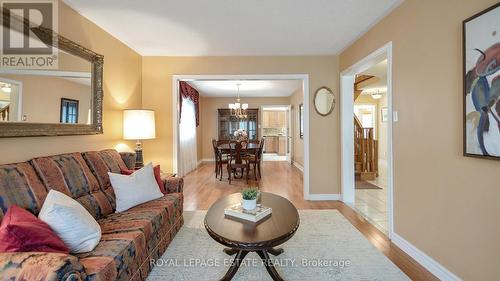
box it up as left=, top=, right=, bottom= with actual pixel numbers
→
left=242, top=199, right=257, bottom=210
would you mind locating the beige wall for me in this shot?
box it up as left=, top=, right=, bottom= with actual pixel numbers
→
left=198, top=96, right=291, bottom=160
left=2, top=74, right=91, bottom=124
left=0, top=1, right=142, bottom=164
left=290, top=88, right=304, bottom=165
left=142, top=56, right=339, bottom=194
left=340, top=0, right=500, bottom=279
left=377, top=94, right=388, bottom=160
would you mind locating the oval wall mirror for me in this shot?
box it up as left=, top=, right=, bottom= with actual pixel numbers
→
left=313, top=86, right=335, bottom=116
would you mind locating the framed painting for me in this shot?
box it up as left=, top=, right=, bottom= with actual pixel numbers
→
left=463, top=3, right=500, bottom=160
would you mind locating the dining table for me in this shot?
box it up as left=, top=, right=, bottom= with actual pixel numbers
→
left=217, top=142, right=259, bottom=164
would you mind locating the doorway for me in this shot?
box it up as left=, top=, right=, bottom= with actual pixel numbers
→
left=340, top=43, right=394, bottom=236
left=260, top=105, right=292, bottom=164
left=172, top=74, right=313, bottom=199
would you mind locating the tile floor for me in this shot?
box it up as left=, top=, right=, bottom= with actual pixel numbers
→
left=263, top=153, right=287, bottom=161
left=354, top=160, right=389, bottom=234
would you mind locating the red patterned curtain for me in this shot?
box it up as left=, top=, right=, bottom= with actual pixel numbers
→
left=179, top=81, right=200, bottom=127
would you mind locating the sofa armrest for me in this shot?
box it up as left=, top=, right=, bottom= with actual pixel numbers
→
left=161, top=172, right=184, bottom=193
left=0, top=252, right=86, bottom=281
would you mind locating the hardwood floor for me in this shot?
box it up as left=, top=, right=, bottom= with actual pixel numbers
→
left=183, top=161, right=438, bottom=281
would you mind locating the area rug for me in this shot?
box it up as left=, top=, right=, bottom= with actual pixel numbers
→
left=147, top=210, right=409, bottom=281
left=355, top=180, right=382, bottom=190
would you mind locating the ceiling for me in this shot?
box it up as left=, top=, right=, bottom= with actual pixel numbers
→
left=63, top=0, right=403, bottom=56
left=359, top=59, right=388, bottom=93
left=187, top=80, right=302, bottom=97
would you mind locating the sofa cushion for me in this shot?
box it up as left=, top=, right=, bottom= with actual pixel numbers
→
left=83, top=150, right=129, bottom=209
left=0, top=162, right=47, bottom=221
left=76, top=230, right=147, bottom=281
left=30, top=153, right=113, bottom=219
left=118, top=152, right=136, bottom=170
left=98, top=193, right=183, bottom=256
left=0, top=252, right=86, bottom=281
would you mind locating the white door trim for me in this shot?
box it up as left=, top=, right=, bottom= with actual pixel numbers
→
left=0, top=77, right=23, bottom=122
left=340, top=42, right=394, bottom=237
left=172, top=74, right=311, bottom=199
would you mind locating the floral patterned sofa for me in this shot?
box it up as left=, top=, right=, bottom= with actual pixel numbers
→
left=0, top=149, right=184, bottom=281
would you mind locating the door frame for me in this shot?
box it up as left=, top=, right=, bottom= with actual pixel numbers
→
left=172, top=74, right=311, bottom=199
left=340, top=42, right=394, bottom=237
left=260, top=104, right=293, bottom=164
left=0, top=77, right=23, bottom=122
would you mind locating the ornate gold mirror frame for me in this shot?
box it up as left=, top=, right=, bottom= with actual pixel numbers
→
left=0, top=10, right=103, bottom=137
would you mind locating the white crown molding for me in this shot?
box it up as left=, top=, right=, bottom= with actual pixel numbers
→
left=391, top=233, right=462, bottom=281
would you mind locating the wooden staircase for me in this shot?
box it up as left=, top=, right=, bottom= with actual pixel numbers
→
left=354, top=114, right=378, bottom=180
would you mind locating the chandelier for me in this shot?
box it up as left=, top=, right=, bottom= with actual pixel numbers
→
left=228, top=83, right=248, bottom=118
left=371, top=89, right=382, bottom=99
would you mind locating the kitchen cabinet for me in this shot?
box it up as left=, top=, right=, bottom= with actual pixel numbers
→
left=278, top=136, right=287, bottom=156
left=262, top=111, right=286, bottom=128
left=264, top=136, right=278, bottom=153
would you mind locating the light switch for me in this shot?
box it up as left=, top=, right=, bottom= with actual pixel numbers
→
left=393, top=111, right=398, bottom=122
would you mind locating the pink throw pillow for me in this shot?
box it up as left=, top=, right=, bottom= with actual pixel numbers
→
left=0, top=205, right=69, bottom=253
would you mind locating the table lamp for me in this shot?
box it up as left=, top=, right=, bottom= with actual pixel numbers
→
left=123, top=109, right=156, bottom=169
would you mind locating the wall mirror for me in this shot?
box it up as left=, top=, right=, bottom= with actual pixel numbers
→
left=313, top=86, right=335, bottom=116
left=0, top=9, right=103, bottom=137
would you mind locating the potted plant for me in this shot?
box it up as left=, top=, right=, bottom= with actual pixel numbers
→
left=241, top=188, right=259, bottom=210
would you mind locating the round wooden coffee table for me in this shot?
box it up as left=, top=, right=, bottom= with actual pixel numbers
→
left=204, top=192, right=300, bottom=281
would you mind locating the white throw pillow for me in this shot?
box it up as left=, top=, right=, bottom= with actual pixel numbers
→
left=108, top=163, right=164, bottom=212
left=38, top=189, right=102, bottom=253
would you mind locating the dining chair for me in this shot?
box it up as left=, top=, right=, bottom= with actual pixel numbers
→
left=212, top=139, right=220, bottom=178
left=227, top=141, right=249, bottom=184
left=245, top=138, right=265, bottom=180
left=215, top=140, right=230, bottom=181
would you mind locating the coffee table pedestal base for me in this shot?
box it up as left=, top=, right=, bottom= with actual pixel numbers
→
left=220, top=248, right=285, bottom=281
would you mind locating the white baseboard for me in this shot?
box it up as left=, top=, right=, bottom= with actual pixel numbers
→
left=306, top=194, right=341, bottom=201
left=200, top=158, right=215, bottom=162
left=292, top=161, right=304, bottom=172
left=391, top=233, right=461, bottom=281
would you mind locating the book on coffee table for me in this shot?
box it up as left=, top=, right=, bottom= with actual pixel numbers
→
left=224, top=203, right=272, bottom=222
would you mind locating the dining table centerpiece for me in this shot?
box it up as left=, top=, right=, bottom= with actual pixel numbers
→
left=234, top=129, right=248, bottom=142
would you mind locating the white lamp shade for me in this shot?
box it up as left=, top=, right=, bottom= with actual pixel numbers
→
left=123, top=110, right=156, bottom=140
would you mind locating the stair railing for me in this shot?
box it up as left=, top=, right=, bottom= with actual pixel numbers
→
left=354, top=115, right=378, bottom=177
